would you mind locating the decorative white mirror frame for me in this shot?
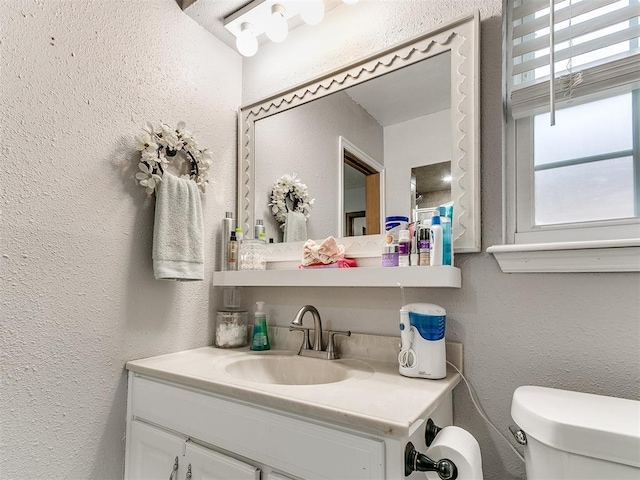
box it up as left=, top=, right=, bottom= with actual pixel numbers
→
left=237, top=12, right=480, bottom=266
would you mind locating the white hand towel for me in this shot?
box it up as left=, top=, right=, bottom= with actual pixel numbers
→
left=284, top=211, right=308, bottom=243
left=152, top=172, right=204, bottom=281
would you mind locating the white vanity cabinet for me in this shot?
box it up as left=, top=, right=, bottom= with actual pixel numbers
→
left=182, top=441, right=260, bottom=480
left=125, top=375, right=389, bottom=480
left=124, top=346, right=460, bottom=480
left=128, top=420, right=185, bottom=479
left=128, top=420, right=260, bottom=480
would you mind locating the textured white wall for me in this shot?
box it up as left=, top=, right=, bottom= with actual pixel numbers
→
left=385, top=110, right=451, bottom=217
left=0, top=1, right=241, bottom=478
left=254, top=91, right=383, bottom=242
left=239, top=2, right=640, bottom=480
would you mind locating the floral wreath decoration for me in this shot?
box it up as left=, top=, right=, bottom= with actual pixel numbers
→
left=269, top=174, right=315, bottom=230
left=134, top=121, right=212, bottom=194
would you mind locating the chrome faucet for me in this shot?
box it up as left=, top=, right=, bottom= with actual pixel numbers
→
left=291, top=305, right=323, bottom=351
left=290, top=305, right=351, bottom=360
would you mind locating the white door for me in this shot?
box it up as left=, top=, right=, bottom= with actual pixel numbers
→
left=184, top=442, right=260, bottom=480
left=127, top=420, right=185, bottom=480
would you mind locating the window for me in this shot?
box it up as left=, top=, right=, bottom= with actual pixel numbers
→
left=489, top=0, right=640, bottom=272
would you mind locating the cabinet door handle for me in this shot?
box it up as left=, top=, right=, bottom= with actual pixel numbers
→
left=184, top=464, right=192, bottom=480
left=169, top=456, right=179, bottom=480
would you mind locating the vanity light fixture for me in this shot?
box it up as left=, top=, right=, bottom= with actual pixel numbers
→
left=266, top=4, right=288, bottom=43
left=236, top=22, right=259, bottom=57
left=224, top=0, right=356, bottom=57
left=442, top=175, right=452, bottom=183
left=300, top=0, right=325, bottom=26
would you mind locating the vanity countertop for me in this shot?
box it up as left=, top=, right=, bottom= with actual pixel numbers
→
left=126, top=344, right=461, bottom=438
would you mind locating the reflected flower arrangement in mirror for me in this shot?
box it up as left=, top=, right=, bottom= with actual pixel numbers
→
left=269, top=174, right=315, bottom=230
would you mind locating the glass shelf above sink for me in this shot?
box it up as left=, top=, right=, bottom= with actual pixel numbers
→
left=212, top=266, right=461, bottom=288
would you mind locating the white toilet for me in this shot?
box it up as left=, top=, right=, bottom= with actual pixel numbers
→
left=511, top=386, right=640, bottom=479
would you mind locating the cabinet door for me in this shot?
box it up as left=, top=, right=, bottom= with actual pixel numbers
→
left=266, top=473, right=296, bottom=480
left=184, top=442, right=260, bottom=480
left=128, top=420, right=185, bottom=480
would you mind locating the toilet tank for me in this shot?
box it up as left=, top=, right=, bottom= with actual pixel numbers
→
left=511, top=386, right=640, bottom=480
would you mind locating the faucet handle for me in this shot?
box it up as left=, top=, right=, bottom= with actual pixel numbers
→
left=289, top=325, right=312, bottom=351
left=327, top=330, right=351, bottom=360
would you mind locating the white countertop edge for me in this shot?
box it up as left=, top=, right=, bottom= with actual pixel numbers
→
left=125, top=347, right=461, bottom=438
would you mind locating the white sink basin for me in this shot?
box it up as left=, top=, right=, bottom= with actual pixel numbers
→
left=224, top=354, right=372, bottom=386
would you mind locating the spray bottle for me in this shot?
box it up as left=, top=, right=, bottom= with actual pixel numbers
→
left=429, top=215, right=443, bottom=266
left=221, top=212, right=235, bottom=271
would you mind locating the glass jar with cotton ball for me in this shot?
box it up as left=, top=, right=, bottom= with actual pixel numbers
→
left=240, top=238, right=267, bottom=271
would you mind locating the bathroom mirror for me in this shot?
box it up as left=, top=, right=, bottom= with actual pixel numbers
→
left=238, top=12, right=479, bottom=262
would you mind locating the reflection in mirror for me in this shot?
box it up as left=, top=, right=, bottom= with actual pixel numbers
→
left=344, top=162, right=366, bottom=236
left=254, top=51, right=451, bottom=242
left=412, top=161, right=452, bottom=211
left=254, top=90, right=383, bottom=243
left=340, top=136, right=384, bottom=237
left=239, top=12, right=480, bottom=255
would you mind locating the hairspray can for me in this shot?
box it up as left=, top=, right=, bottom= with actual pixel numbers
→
left=221, top=212, right=235, bottom=271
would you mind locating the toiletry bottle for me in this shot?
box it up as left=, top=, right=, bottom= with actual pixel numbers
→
left=382, top=244, right=399, bottom=267
left=227, top=231, right=238, bottom=271
left=255, top=219, right=265, bottom=239
left=221, top=212, right=235, bottom=271
left=398, top=229, right=411, bottom=267
left=410, top=225, right=419, bottom=267
left=438, top=205, right=453, bottom=266
left=250, top=301, right=271, bottom=351
left=419, top=228, right=430, bottom=266
left=430, top=216, right=443, bottom=266
left=235, top=227, right=244, bottom=269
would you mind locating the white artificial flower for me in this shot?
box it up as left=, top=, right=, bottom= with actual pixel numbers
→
left=159, top=124, right=180, bottom=146
left=134, top=132, right=157, bottom=151
left=141, top=149, right=158, bottom=164
left=142, top=122, right=159, bottom=136
left=135, top=162, right=162, bottom=194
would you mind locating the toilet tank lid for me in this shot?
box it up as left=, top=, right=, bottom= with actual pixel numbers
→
left=511, top=386, right=640, bottom=468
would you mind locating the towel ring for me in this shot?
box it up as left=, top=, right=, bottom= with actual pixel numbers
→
left=162, top=147, right=199, bottom=179
left=135, top=122, right=211, bottom=195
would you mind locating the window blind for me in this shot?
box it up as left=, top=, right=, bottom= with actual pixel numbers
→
left=507, top=0, right=640, bottom=118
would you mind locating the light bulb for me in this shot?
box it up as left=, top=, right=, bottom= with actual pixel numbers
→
left=342, top=0, right=359, bottom=4
left=236, top=22, right=258, bottom=57
left=266, top=4, right=288, bottom=43
left=300, top=0, right=324, bottom=25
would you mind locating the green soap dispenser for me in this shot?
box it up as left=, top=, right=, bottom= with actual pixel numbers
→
left=250, top=301, right=270, bottom=351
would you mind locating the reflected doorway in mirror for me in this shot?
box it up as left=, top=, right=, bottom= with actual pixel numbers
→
left=412, top=162, right=452, bottom=212
left=338, top=136, right=385, bottom=238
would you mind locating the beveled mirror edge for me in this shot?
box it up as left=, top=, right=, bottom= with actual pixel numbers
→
left=237, top=11, right=480, bottom=265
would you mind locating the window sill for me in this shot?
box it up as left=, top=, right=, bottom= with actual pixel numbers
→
left=487, top=239, right=640, bottom=273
